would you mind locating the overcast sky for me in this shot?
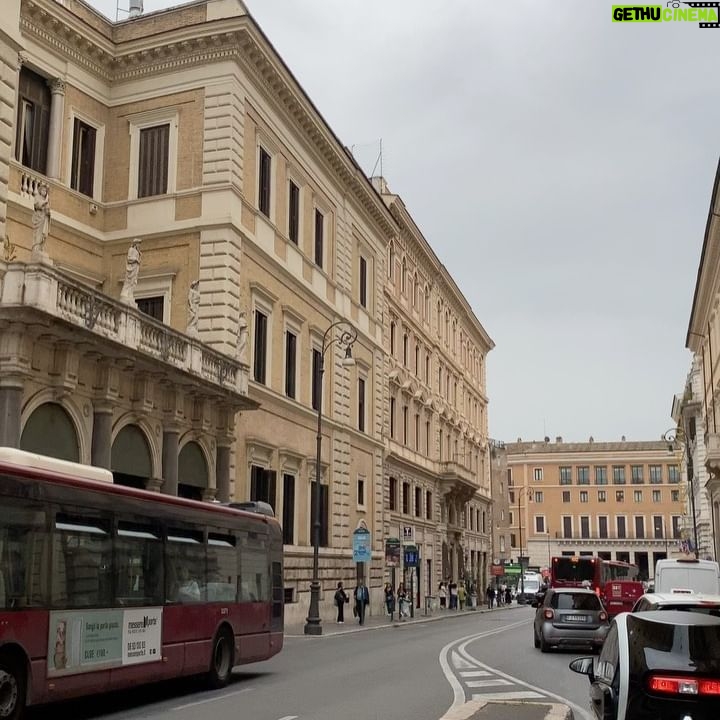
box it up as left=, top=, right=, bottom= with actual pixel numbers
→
left=86, top=0, right=719, bottom=443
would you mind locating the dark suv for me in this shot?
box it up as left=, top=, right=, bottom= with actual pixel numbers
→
left=570, top=610, right=720, bottom=720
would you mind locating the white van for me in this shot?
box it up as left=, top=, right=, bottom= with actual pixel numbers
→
left=654, top=558, right=720, bottom=595
left=517, top=572, right=542, bottom=604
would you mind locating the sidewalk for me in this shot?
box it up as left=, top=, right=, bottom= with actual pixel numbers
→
left=283, top=603, right=574, bottom=720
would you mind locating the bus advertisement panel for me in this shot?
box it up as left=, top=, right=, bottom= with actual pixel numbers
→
left=551, top=555, right=643, bottom=616
left=0, top=447, right=284, bottom=719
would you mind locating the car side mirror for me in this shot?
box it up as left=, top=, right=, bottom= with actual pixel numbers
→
left=569, top=657, right=595, bottom=682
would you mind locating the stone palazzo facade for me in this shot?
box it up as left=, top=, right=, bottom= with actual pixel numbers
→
left=0, top=0, right=494, bottom=625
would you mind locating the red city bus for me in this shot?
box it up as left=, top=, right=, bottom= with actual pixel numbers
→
left=550, top=555, right=644, bottom=616
left=0, top=448, right=283, bottom=719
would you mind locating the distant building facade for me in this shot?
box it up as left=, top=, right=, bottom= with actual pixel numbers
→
left=504, top=438, right=686, bottom=579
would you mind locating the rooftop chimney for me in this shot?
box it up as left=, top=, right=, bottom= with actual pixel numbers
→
left=128, top=0, right=143, bottom=18
left=555, top=436, right=563, bottom=443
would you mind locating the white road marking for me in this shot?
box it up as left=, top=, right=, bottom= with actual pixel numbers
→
left=277, top=716, right=299, bottom=720
left=451, top=650, right=476, bottom=669
left=459, top=670, right=492, bottom=677
left=471, top=691, right=546, bottom=701
left=466, top=679, right=513, bottom=688
left=173, top=687, right=253, bottom=710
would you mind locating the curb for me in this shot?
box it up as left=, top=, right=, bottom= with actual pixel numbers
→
left=439, top=700, right=573, bottom=720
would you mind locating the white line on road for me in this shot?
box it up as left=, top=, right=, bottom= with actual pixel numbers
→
left=471, top=691, right=546, bottom=701
left=459, top=670, right=492, bottom=677
left=466, top=679, right=513, bottom=688
left=451, top=650, right=476, bottom=669
left=173, top=687, right=253, bottom=710
left=276, top=716, right=299, bottom=719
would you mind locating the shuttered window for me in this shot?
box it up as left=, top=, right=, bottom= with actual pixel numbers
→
left=138, top=124, right=169, bottom=198
left=71, top=119, right=96, bottom=197
left=15, top=68, right=50, bottom=173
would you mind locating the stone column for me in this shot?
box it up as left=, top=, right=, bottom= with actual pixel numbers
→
left=215, top=443, right=231, bottom=503
left=0, top=381, right=23, bottom=447
left=91, top=405, right=113, bottom=470
left=162, top=428, right=179, bottom=496
left=46, top=78, right=65, bottom=180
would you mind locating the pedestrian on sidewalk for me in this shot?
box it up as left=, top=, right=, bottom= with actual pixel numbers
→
left=505, top=586, right=512, bottom=606
left=458, top=583, right=466, bottom=610
left=397, top=582, right=409, bottom=619
left=354, top=580, right=369, bottom=625
left=449, top=581, right=458, bottom=610
left=384, top=582, right=396, bottom=620
left=334, top=581, right=349, bottom=623
left=438, top=582, right=447, bottom=609
left=486, top=584, right=495, bottom=609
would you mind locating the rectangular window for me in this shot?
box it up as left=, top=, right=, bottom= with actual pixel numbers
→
left=309, top=481, right=329, bottom=547
left=357, top=476, right=365, bottom=507
left=425, top=355, right=430, bottom=383
left=285, top=330, right=297, bottom=398
left=414, top=487, right=422, bottom=518
left=634, top=516, right=645, bottom=539
left=535, top=516, right=545, bottom=533
left=426, top=490, right=432, bottom=520
left=425, top=420, right=430, bottom=456
left=672, top=516, right=682, bottom=538
left=288, top=180, right=299, bottom=244
left=15, top=68, right=50, bottom=173
left=138, top=124, right=169, bottom=198
left=613, top=466, right=626, bottom=485
left=136, top=296, right=164, bottom=322
left=359, top=256, right=368, bottom=308
left=314, top=209, right=324, bottom=268
left=668, top=465, right=680, bottom=483
left=562, top=490, right=571, bottom=503
left=671, top=490, right=679, bottom=502
left=580, top=491, right=588, bottom=503
left=403, top=334, right=408, bottom=366
left=616, top=490, right=624, bottom=502
left=71, top=118, right=96, bottom=197
left=598, top=490, right=607, bottom=502
left=634, top=490, right=643, bottom=503
left=115, top=520, right=163, bottom=606
left=534, top=491, right=543, bottom=503
left=311, top=348, right=322, bottom=411
left=402, top=482, right=410, bottom=514
left=599, top=516, right=608, bottom=539
left=595, top=466, right=608, bottom=485
left=258, top=147, right=271, bottom=217
left=562, top=516, right=572, bottom=538
left=358, top=378, right=366, bottom=432
left=533, top=468, right=543, bottom=482
left=649, top=465, right=662, bottom=484
left=631, top=465, right=644, bottom=484
left=403, top=406, right=408, bottom=445
left=652, top=489, right=661, bottom=503
left=389, top=477, right=397, bottom=512
left=390, top=398, right=396, bottom=438
left=250, top=465, right=276, bottom=512
left=559, top=466, right=572, bottom=485
left=507, top=468, right=513, bottom=486
left=617, top=516, right=627, bottom=539
left=414, top=414, right=420, bottom=450
left=580, top=516, right=590, bottom=539
left=577, top=466, right=589, bottom=485
left=653, top=515, right=664, bottom=539
left=282, top=474, right=295, bottom=545
left=253, top=310, right=268, bottom=384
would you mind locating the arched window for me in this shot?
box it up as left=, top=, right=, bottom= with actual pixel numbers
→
left=112, top=424, right=152, bottom=489
left=21, top=402, right=79, bottom=462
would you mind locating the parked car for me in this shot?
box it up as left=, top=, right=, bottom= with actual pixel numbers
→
left=570, top=610, right=720, bottom=720
left=533, top=587, right=609, bottom=653
left=632, top=591, right=720, bottom=615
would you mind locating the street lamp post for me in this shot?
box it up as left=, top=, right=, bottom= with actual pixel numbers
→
left=517, top=487, right=533, bottom=603
left=304, top=320, right=358, bottom=636
left=663, top=427, right=699, bottom=560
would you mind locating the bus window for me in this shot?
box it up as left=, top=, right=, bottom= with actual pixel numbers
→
left=166, top=528, right=206, bottom=603
left=239, top=532, right=269, bottom=603
left=52, top=512, right=112, bottom=608
left=207, top=532, right=238, bottom=602
left=0, top=500, right=48, bottom=608
left=115, top=521, right=163, bottom=606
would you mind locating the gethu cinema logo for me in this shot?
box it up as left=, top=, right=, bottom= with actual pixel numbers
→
left=612, top=4, right=719, bottom=22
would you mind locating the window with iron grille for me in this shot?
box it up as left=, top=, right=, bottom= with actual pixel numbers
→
left=138, top=124, right=169, bottom=198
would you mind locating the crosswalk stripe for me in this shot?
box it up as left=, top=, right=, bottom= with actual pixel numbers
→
left=459, top=670, right=492, bottom=678
left=471, top=691, right=546, bottom=701
left=451, top=650, right=476, bottom=669
left=466, top=679, right=513, bottom=688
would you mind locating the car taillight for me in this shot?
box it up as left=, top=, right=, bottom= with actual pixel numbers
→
left=544, top=609, right=554, bottom=620
left=599, top=611, right=607, bottom=622
left=648, top=675, right=720, bottom=696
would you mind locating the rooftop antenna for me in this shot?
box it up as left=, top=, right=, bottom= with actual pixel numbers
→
left=116, top=0, right=143, bottom=21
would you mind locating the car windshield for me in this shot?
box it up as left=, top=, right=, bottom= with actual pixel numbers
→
left=657, top=604, right=720, bottom=616
left=552, top=593, right=601, bottom=611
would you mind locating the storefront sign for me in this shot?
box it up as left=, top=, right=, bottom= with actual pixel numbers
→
left=385, top=537, right=401, bottom=567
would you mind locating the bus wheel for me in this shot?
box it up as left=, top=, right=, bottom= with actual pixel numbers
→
left=0, top=653, right=26, bottom=720
left=207, top=629, right=234, bottom=690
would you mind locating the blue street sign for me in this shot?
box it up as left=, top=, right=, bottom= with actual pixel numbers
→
left=404, top=545, right=419, bottom=567
left=353, top=526, right=372, bottom=562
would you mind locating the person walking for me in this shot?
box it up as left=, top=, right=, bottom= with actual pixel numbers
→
left=397, top=582, right=409, bottom=619
left=354, top=580, right=369, bottom=625
left=449, top=581, right=458, bottom=610
left=486, top=584, right=495, bottom=609
left=438, top=581, right=447, bottom=609
left=458, top=583, right=466, bottom=610
left=384, top=582, right=396, bottom=620
left=334, top=581, right=349, bottom=623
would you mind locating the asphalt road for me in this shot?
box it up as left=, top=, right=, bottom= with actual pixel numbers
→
left=27, top=607, right=595, bottom=720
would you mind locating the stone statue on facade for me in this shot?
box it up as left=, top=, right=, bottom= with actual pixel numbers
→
left=31, top=182, right=51, bottom=263
left=120, top=238, right=142, bottom=306
left=187, top=279, right=200, bottom=336
left=236, top=311, right=248, bottom=363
